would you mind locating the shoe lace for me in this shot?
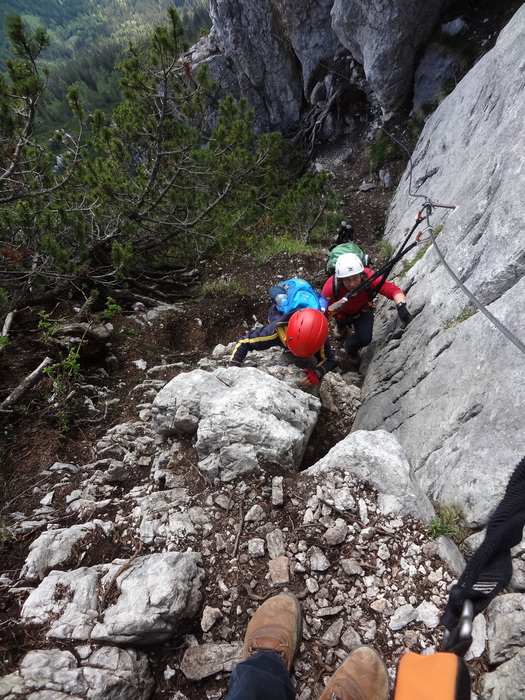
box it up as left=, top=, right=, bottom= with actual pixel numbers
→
left=248, top=645, right=286, bottom=659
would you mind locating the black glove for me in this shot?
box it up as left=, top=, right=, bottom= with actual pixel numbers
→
left=396, top=302, right=412, bottom=323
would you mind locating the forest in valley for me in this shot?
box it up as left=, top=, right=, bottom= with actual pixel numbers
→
left=0, top=0, right=212, bottom=134
left=0, top=7, right=335, bottom=334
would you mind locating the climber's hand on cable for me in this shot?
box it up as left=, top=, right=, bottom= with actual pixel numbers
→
left=396, top=302, right=412, bottom=324
left=298, top=369, right=320, bottom=387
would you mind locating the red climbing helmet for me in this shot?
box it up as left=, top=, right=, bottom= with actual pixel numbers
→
left=286, top=308, right=329, bottom=357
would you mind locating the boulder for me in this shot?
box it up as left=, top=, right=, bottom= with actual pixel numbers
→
left=305, top=429, right=436, bottom=522
left=0, top=647, right=153, bottom=700
left=21, top=552, right=204, bottom=644
left=151, top=367, right=320, bottom=481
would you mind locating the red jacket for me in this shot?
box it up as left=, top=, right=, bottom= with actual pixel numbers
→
left=322, top=269, right=403, bottom=318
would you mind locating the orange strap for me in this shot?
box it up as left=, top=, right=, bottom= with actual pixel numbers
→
left=393, top=652, right=470, bottom=700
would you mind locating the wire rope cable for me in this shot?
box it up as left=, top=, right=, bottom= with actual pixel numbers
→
left=381, top=126, right=525, bottom=356
left=426, top=223, right=525, bottom=355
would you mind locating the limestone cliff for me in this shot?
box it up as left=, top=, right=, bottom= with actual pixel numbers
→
left=353, top=4, right=525, bottom=528
left=188, top=0, right=451, bottom=131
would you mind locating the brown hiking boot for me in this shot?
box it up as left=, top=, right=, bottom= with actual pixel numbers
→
left=318, top=646, right=389, bottom=700
left=242, top=593, right=302, bottom=672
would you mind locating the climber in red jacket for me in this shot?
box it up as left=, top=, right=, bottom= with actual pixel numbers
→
left=322, top=252, right=411, bottom=365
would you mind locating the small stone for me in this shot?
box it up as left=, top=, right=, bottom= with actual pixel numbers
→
left=315, top=606, right=344, bottom=617
left=341, top=559, right=364, bottom=576
left=248, top=538, right=265, bottom=557
left=201, top=606, right=223, bottom=632
left=244, top=504, right=266, bottom=522
left=370, top=599, right=387, bottom=613
left=416, top=601, right=440, bottom=629
left=266, top=529, right=285, bottom=559
left=322, top=618, right=344, bottom=647
left=39, top=492, right=55, bottom=506
left=341, top=626, right=362, bottom=650
left=271, top=476, right=284, bottom=507
left=358, top=499, right=369, bottom=523
left=306, top=578, right=319, bottom=593
left=269, top=555, right=290, bottom=584
left=324, top=519, right=348, bottom=545
left=309, top=546, right=331, bottom=571
left=214, top=494, right=232, bottom=510
left=389, top=604, right=417, bottom=631
left=377, top=543, right=391, bottom=561
left=215, top=534, right=227, bottom=551
left=360, top=527, right=376, bottom=541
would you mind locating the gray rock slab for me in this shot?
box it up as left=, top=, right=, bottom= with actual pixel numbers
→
left=21, top=520, right=115, bottom=582
left=353, top=5, right=525, bottom=528
left=0, top=647, right=153, bottom=700
left=479, top=647, right=525, bottom=700
left=153, top=367, right=320, bottom=481
left=91, top=552, right=204, bottom=644
left=180, top=642, right=243, bottom=681
left=305, top=430, right=435, bottom=521
left=21, top=552, right=204, bottom=645
left=486, top=593, right=525, bottom=664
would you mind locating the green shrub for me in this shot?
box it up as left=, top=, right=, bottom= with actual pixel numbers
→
left=400, top=242, right=431, bottom=275
left=103, top=296, right=123, bottom=319
left=365, top=132, right=403, bottom=171
left=43, top=348, right=84, bottom=432
left=252, top=236, right=320, bottom=266
left=121, top=326, right=140, bottom=339
left=428, top=507, right=467, bottom=542
left=38, top=309, right=63, bottom=342
left=377, top=240, right=395, bottom=262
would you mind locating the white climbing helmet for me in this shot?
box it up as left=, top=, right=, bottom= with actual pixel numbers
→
left=335, top=252, right=365, bottom=279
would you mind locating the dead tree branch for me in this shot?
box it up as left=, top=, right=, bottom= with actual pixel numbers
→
left=0, top=356, right=53, bottom=412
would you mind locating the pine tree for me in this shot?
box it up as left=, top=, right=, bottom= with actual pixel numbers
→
left=0, top=10, right=332, bottom=310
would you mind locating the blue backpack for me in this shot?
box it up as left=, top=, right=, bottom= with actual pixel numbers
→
left=269, top=278, right=326, bottom=314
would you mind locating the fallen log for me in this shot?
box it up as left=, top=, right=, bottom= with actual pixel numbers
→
left=0, top=356, right=54, bottom=412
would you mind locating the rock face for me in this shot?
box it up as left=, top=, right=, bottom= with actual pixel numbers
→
left=331, top=0, right=450, bottom=114
left=353, top=5, right=525, bottom=527
left=189, top=0, right=454, bottom=131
